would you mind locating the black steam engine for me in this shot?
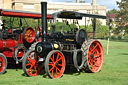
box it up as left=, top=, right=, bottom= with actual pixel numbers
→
left=22, top=2, right=106, bottom=78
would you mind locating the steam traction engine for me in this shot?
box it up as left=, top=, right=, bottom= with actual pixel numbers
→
left=0, top=9, right=51, bottom=74
left=22, top=2, right=106, bottom=78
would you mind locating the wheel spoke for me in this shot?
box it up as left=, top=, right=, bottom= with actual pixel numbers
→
left=90, top=62, right=94, bottom=69
left=93, top=53, right=101, bottom=56
left=50, top=57, right=54, bottom=63
left=56, top=67, right=58, bottom=75
left=58, top=64, right=62, bottom=67
left=56, top=57, right=62, bottom=62
left=49, top=63, right=53, bottom=66
left=27, top=58, right=31, bottom=62
left=92, top=48, right=97, bottom=54
left=26, top=63, right=31, bottom=66
left=27, top=65, right=33, bottom=73
left=56, top=67, right=61, bottom=72
left=49, top=66, right=54, bottom=72
left=93, top=57, right=98, bottom=61
left=56, top=53, right=59, bottom=62
left=91, top=43, right=100, bottom=54
left=29, top=54, right=32, bottom=60
left=31, top=67, right=33, bottom=75
left=34, top=66, right=37, bottom=74
left=51, top=69, right=54, bottom=76
left=91, top=59, right=96, bottom=63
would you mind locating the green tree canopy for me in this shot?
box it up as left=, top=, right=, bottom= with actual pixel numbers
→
left=116, top=0, right=128, bottom=34
left=107, top=9, right=118, bottom=14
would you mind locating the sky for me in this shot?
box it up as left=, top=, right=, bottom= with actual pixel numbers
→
left=47, top=0, right=121, bottom=10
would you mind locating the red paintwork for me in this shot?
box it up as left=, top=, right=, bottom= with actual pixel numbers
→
left=0, top=27, right=37, bottom=58
left=0, top=9, right=52, bottom=19
left=0, top=39, right=18, bottom=49
left=24, top=27, right=35, bottom=43
left=0, top=9, right=45, bottom=59
left=18, top=34, right=23, bottom=44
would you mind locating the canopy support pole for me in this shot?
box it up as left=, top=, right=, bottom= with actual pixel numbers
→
left=93, top=18, right=96, bottom=39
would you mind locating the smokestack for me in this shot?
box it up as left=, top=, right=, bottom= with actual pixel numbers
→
left=41, top=2, right=47, bottom=42
left=76, top=0, right=79, bottom=3
left=92, top=0, right=97, bottom=5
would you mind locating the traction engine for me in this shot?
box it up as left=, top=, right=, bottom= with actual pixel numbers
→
left=22, top=2, right=105, bottom=78
left=0, top=24, right=36, bottom=74
left=0, top=8, right=52, bottom=74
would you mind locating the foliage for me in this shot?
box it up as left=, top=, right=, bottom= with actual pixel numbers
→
left=124, top=34, right=128, bottom=40
left=96, top=32, right=106, bottom=39
left=80, top=25, right=93, bottom=32
left=111, top=35, right=117, bottom=40
left=116, top=0, right=128, bottom=34
left=1, top=16, right=40, bottom=30
left=107, top=9, right=118, bottom=14
left=48, top=22, right=77, bottom=33
left=117, top=34, right=122, bottom=40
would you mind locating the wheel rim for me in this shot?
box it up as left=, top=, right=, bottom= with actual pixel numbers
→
left=48, top=52, right=65, bottom=78
left=24, top=27, right=35, bottom=43
left=0, top=57, right=5, bottom=72
left=88, top=41, right=104, bottom=72
left=25, top=51, right=42, bottom=76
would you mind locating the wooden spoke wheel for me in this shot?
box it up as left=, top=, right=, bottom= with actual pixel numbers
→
left=81, top=40, right=104, bottom=73
left=45, top=50, right=66, bottom=79
left=0, top=53, right=7, bottom=74
left=22, top=49, right=42, bottom=76
left=23, top=27, right=35, bottom=43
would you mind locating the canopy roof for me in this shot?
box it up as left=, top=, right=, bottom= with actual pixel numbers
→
left=0, top=9, right=52, bottom=19
left=51, top=11, right=106, bottom=19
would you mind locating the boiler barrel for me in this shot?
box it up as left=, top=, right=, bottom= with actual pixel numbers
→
left=0, top=39, right=18, bottom=48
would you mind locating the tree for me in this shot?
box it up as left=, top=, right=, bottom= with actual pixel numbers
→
left=1, top=16, right=39, bottom=31
left=107, top=9, right=118, bottom=14
left=116, top=0, right=128, bottom=34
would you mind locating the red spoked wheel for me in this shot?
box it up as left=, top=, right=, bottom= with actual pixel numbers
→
left=23, top=27, right=35, bottom=43
left=22, top=49, right=42, bottom=76
left=45, top=50, right=66, bottom=79
left=0, top=53, right=7, bottom=74
left=81, top=40, right=104, bottom=73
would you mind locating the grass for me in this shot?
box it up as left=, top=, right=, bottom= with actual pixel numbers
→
left=0, top=40, right=128, bottom=85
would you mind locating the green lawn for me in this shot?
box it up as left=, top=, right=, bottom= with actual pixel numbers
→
left=0, top=40, right=128, bottom=85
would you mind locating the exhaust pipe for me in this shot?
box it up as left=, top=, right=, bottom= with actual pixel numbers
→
left=41, top=2, right=47, bottom=42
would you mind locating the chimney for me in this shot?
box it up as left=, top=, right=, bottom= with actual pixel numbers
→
left=76, top=0, right=79, bottom=3
left=92, top=0, right=97, bottom=5
left=41, top=2, right=47, bottom=42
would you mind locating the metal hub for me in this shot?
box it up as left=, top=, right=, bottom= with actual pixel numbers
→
left=55, top=63, right=58, bottom=66
left=31, top=61, right=36, bottom=66
left=90, top=53, right=94, bottom=59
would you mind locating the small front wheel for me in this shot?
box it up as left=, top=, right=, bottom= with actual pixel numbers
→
left=22, top=49, right=42, bottom=76
left=45, top=50, right=66, bottom=79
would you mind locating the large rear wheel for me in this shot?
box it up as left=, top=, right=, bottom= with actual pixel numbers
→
left=22, top=49, right=42, bottom=76
left=45, top=50, right=66, bottom=79
left=81, top=40, right=104, bottom=73
left=0, top=53, right=7, bottom=74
